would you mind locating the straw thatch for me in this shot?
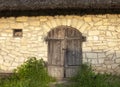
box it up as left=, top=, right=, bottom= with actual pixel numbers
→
left=0, top=0, right=120, bottom=11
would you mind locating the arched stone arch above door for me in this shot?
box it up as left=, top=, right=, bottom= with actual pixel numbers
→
left=47, top=26, right=82, bottom=39
left=41, top=18, right=90, bottom=38
left=47, top=26, right=83, bottom=78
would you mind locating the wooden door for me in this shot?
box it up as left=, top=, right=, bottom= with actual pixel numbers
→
left=47, top=26, right=82, bottom=78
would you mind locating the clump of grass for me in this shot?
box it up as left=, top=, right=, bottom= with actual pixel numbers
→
left=70, top=64, right=120, bottom=87
left=0, top=57, right=54, bottom=87
left=57, top=64, right=120, bottom=87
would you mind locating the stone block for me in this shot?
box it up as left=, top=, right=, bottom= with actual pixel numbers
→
left=0, top=65, right=8, bottom=71
left=98, top=53, right=106, bottom=58
left=29, top=48, right=38, bottom=52
left=83, top=47, right=92, bottom=52
left=66, top=19, right=72, bottom=26
left=4, top=56, right=14, bottom=62
left=8, top=18, right=15, bottom=23
left=23, top=22, right=29, bottom=27
left=92, top=18, right=101, bottom=22
left=21, top=40, right=28, bottom=46
left=6, top=46, right=14, bottom=50
left=50, top=20, right=57, bottom=28
left=107, top=54, right=114, bottom=60
left=91, top=59, right=98, bottom=64
left=93, top=36, right=99, bottom=40
left=0, top=23, right=9, bottom=29
left=1, top=33, right=8, bottom=37
left=96, top=15, right=107, bottom=18
left=10, top=23, right=24, bottom=29
left=104, top=60, right=114, bottom=65
left=76, top=20, right=84, bottom=29
left=86, top=53, right=97, bottom=58
left=106, top=31, right=112, bottom=36
left=61, top=19, right=67, bottom=26
left=11, top=51, right=21, bottom=56
left=40, top=17, right=48, bottom=22
left=92, top=47, right=99, bottom=51
left=105, top=50, right=114, bottom=56
left=80, top=23, right=89, bottom=33
left=12, top=62, right=19, bottom=67
left=83, top=59, right=88, bottom=63
left=114, top=67, right=120, bottom=74
left=103, top=19, right=110, bottom=26
left=0, top=18, right=8, bottom=23
left=87, top=36, right=93, bottom=40
left=15, top=57, right=25, bottom=63
left=98, top=26, right=107, bottom=30
left=5, top=30, right=12, bottom=33
left=1, top=51, right=7, bottom=56
left=107, top=14, right=118, bottom=18
left=99, top=31, right=106, bottom=37
left=95, top=66, right=103, bottom=71
left=46, top=21, right=53, bottom=29
left=108, top=42, right=116, bottom=47
left=115, top=59, right=120, bottom=63
left=94, top=21, right=103, bottom=26
left=54, top=19, right=61, bottom=26
left=98, top=59, right=104, bottom=64
left=71, top=18, right=78, bottom=27
left=58, top=16, right=64, bottom=19
left=108, top=26, right=115, bottom=31
left=8, top=54, right=16, bottom=58
left=112, top=32, right=118, bottom=37
left=16, top=17, right=28, bottom=22
left=116, top=51, right=120, bottom=58
left=86, top=42, right=93, bottom=46
left=3, top=62, right=11, bottom=67
left=28, top=17, right=39, bottom=20
left=107, top=65, right=112, bottom=69
left=0, top=58, right=4, bottom=64
left=65, top=15, right=74, bottom=19
left=111, top=64, right=118, bottom=69
left=84, top=17, right=92, bottom=22
left=29, top=21, right=40, bottom=26
left=7, top=67, right=16, bottom=71
left=82, top=43, right=86, bottom=47
left=89, top=31, right=99, bottom=35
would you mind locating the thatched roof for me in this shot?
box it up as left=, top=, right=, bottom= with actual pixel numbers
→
left=0, top=0, right=120, bottom=11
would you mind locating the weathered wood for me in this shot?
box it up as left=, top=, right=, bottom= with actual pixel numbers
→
left=48, top=66, right=64, bottom=78
left=48, top=26, right=82, bottom=78
left=46, top=37, right=82, bottom=41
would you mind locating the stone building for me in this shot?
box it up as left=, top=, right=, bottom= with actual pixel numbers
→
left=0, top=0, right=120, bottom=78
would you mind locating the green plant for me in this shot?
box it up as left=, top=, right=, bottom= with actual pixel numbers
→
left=0, top=57, right=54, bottom=87
left=69, top=64, right=120, bottom=87
left=57, top=64, right=120, bottom=87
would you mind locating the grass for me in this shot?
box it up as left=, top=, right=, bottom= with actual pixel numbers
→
left=56, top=64, right=120, bottom=87
left=1, top=58, right=120, bottom=87
left=0, top=57, right=54, bottom=87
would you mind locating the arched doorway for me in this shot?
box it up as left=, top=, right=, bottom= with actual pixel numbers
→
left=47, top=26, right=82, bottom=78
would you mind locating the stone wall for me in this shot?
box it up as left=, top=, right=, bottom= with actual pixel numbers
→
left=0, top=14, right=120, bottom=74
